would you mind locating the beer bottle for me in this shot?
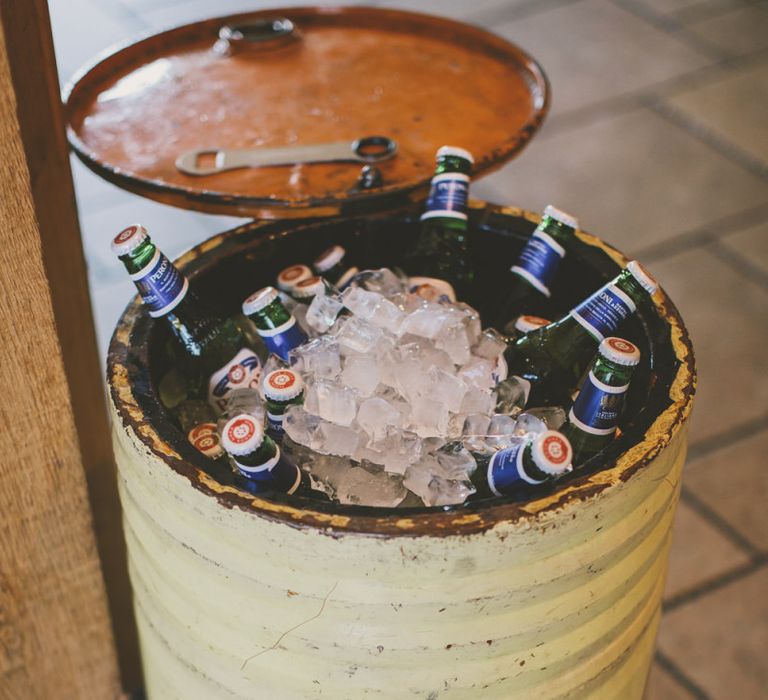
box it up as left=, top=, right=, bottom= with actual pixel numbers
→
left=561, top=337, right=640, bottom=465
left=276, top=264, right=313, bottom=300
left=490, top=206, right=578, bottom=327
left=504, top=261, right=657, bottom=406
left=313, top=245, right=359, bottom=290
left=112, top=225, right=263, bottom=412
left=186, top=422, right=227, bottom=464
left=403, top=146, right=475, bottom=298
left=263, top=369, right=305, bottom=441
left=242, top=286, right=308, bottom=361
left=220, top=413, right=303, bottom=495
left=473, top=430, right=573, bottom=499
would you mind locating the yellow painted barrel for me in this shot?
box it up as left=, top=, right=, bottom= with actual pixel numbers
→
left=108, top=204, right=695, bottom=699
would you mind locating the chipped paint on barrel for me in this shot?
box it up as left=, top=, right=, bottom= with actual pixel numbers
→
left=108, top=205, right=695, bottom=699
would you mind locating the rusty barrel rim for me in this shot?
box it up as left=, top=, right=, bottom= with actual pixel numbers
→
left=107, top=203, right=696, bottom=537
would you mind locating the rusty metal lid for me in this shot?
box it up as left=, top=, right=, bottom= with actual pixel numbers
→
left=64, top=6, right=549, bottom=219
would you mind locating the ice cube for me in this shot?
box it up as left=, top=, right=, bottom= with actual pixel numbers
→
left=341, top=354, right=381, bottom=397
left=289, top=337, right=341, bottom=380
left=400, top=305, right=460, bottom=339
left=315, top=421, right=360, bottom=457
left=403, top=454, right=475, bottom=507
left=351, top=268, right=407, bottom=297
left=217, top=388, right=265, bottom=430
left=313, top=381, right=358, bottom=426
left=486, top=413, right=522, bottom=450
left=306, top=293, right=344, bottom=333
left=462, top=413, right=493, bottom=455
left=369, top=298, right=406, bottom=334
left=335, top=317, right=382, bottom=354
left=335, top=467, right=407, bottom=507
left=356, top=397, right=401, bottom=443
left=514, top=411, right=548, bottom=437
left=436, top=322, right=471, bottom=365
left=458, top=358, right=496, bottom=392
left=435, top=442, right=477, bottom=479
left=342, top=286, right=383, bottom=319
left=394, top=357, right=427, bottom=403
left=455, top=303, right=482, bottom=346
left=524, top=406, right=567, bottom=430
left=303, top=452, right=352, bottom=499
left=262, top=353, right=288, bottom=380
left=473, top=328, right=507, bottom=360
left=425, top=366, right=467, bottom=413
left=283, top=406, right=323, bottom=450
left=460, top=387, right=495, bottom=415
left=409, top=395, right=450, bottom=438
left=495, top=376, right=530, bottom=416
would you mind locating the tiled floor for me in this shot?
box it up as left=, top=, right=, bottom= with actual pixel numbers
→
left=48, top=0, right=768, bottom=697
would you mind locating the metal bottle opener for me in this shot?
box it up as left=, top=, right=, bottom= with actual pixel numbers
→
left=176, top=135, right=397, bottom=176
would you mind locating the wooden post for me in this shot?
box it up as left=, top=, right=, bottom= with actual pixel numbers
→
left=0, top=3, right=124, bottom=698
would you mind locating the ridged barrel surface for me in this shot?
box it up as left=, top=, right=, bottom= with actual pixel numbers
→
left=108, top=206, right=695, bottom=699
left=112, top=415, right=686, bottom=699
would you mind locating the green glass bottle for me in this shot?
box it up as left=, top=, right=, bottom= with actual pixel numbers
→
left=490, top=205, right=578, bottom=328
left=561, top=337, right=640, bottom=465
left=503, top=260, right=657, bottom=406
left=242, top=286, right=308, bottom=361
left=403, top=145, right=475, bottom=298
left=112, top=225, right=263, bottom=412
left=505, top=314, right=551, bottom=342
left=471, top=430, right=573, bottom=500
left=263, top=368, right=305, bottom=441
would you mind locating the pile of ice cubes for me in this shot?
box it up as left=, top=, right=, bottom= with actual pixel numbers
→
left=281, top=269, right=565, bottom=507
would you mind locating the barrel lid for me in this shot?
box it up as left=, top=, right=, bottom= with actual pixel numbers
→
left=63, top=7, right=549, bottom=219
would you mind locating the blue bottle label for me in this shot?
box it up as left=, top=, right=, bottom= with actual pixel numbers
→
left=569, top=371, right=628, bottom=435
left=570, top=282, right=636, bottom=341
left=510, top=230, right=566, bottom=297
left=234, top=446, right=301, bottom=494
left=266, top=411, right=285, bottom=439
left=420, top=173, right=470, bottom=222
left=207, top=348, right=263, bottom=412
left=257, top=316, right=308, bottom=361
left=130, top=249, right=188, bottom=317
left=487, top=443, right=546, bottom=497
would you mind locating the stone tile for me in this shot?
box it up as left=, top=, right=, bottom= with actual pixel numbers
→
left=721, top=219, right=768, bottom=276
left=658, top=567, right=768, bottom=699
left=666, top=61, right=768, bottom=165
left=664, top=501, right=751, bottom=600
left=49, top=0, right=147, bottom=83
left=686, top=5, right=768, bottom=56
left=685, top=430, right=768, bottom=552
left=646, top=248, right=768, bottom=446
left=634, top=0, right=712, bottom=15
left=493, top=0, right=711, bottom=119
left=644, top=663, right=696, bottom=700
left=472, top=108, right=768, bottom=254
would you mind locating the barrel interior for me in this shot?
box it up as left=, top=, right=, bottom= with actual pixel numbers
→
left=115, top=205, right=684, bottom=521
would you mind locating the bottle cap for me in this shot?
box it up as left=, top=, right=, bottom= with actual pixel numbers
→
left=189, top=430, right=224, bottom=459
left=293, top=276, right=326, bottom=299
left=599, top=337, right=641, bottom=366
left=277, top=264, right=313, bottom=292
left=111, top=224, right=148, bottom=256
left=263, top=369, right=304, bottom=401
left=242, top=286, right=279, bottom=315
left=436, top=145, right=474, bottom=164
left=627, top=260, right=658, bottom=295
left=514, top=315, right=551, bottom=333
left=221, top=413, right=264, bottom=456
left=530, top=430, right=573, bottom=476
left=542, top=205, right=579, bottom=230
left=314, top=245, right=346, bottom=273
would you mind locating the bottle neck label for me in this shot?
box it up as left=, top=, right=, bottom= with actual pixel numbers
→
left=266, top=411, right=285, bottom=438
left=129, top=249, right=188, bottom=317
left=510, top=230, right=566, bottom=297
left=256, top=317, right=308, bottom=361
left=569, top=370, right=628, bottom=435
left=420, top=173, right=470, bottom=222
left=207, top=348, right=263, bottom=412
left=570, top=282, right=636, bottom=341
left=233, top=446, right=300, bottom=494
left=487, top=442, right=547, bottom=496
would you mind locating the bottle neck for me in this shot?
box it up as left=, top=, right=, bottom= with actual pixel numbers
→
left=592, top=355, right=636, bottom=387
left=520, top=444, right=551, bottom=482
left=246, top=298, right=293, bottom=331
left=230, top=434, right=279, bottom=469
